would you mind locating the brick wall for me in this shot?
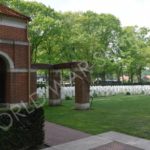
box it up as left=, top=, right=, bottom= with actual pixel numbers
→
left=0, top=25, right=27, bottom=41
left=5, top=72, right=36, bottom=103
left=30, top=72, right=37, bottom=101
left=0, top=43, right=14, bottom=60
left=0, top=17, right=37, bottom=104
left=0, top=43, right=29, bottom=68
left=75, top=71, right=90, bottom=104
left=14, top=45, right=29, bottom=68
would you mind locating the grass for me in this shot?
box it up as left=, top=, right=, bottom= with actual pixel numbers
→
left=44, top=95, right=150, bottom=139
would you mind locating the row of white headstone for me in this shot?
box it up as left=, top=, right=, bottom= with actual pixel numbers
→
left=37, top=85, right=150, bottom=99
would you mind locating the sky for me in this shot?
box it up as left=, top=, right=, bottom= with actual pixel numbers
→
left=27, top=0, right=150, bottom=27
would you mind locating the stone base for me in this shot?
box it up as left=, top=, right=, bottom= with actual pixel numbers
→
left=75, top=103, right=90, bottom=110
left=49, top=99, right=62, bottom=106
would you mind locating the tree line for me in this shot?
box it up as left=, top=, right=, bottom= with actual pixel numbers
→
left=1, top=0, right=150, bottom=83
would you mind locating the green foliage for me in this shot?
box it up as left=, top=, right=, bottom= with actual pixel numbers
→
left=119, top=26, right=150, bottom=83
left=2, top=0, right=150, bottom=82
left=0, top=106, right=44, bottom=150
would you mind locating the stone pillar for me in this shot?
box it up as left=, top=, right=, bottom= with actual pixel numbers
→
left=49, top=69, right=61, bottom=106
left=74, top=66, right=90, bottom=110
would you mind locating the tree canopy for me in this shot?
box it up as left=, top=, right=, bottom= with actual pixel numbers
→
left=1, top=0, right=150, bottom=83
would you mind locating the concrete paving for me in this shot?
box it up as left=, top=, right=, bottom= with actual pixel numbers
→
left=91, top=141, right=143, bottom=150
left=43, top=131, right=150, bottom=150
left=44, top=121, right=90, bottom=146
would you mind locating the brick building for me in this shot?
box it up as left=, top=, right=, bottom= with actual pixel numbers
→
left=0, top=4, right=36, bottom=104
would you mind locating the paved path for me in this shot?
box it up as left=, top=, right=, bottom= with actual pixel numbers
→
left=44, top=121, right=91, bottom=146
left=43, top=131, right=150, bottom=150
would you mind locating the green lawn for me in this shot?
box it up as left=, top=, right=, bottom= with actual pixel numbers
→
left=44, top=95, right=150, bottom=139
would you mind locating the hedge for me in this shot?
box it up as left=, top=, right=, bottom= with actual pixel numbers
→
left=0, top=106, right=44, bottom=150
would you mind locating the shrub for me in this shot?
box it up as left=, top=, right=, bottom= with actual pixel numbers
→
left=65, top=96, right=72, bottom=100
left=0, top=106, right=44, bottom=150
left=126, top=92, right=131, bottom=95
left=92, top=92, right=98, bottom=98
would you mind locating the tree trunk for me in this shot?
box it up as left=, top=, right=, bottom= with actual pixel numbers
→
left=101, top=72, right=106, bottom=82
left=137, top=67, right=142, bottom=83
left=116, top=67, right=122, bottom=82
left=121, top=67, right=125, bottom=84
left=130, top=73, right=134, bottom=84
